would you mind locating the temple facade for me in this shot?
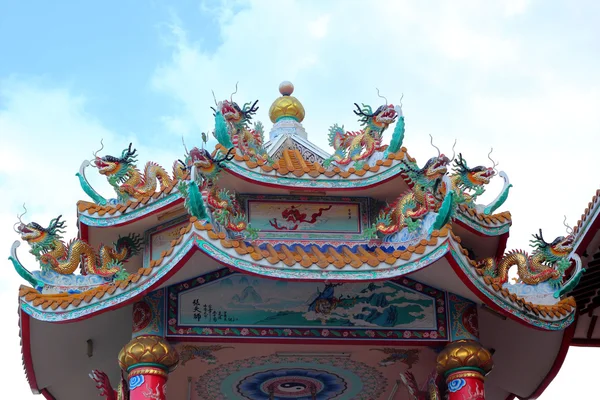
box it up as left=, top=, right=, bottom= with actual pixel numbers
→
left=9, top=81, right=600, bottom=399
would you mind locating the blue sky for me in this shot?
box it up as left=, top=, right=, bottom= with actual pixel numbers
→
left=1, top=0, right=599, bottom=398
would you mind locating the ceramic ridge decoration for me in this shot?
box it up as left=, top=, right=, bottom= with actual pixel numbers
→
left=375, top=154, right=453, bottom=238
left=79, top=142, right=182, bottom=204
left=213, top=93, right=269, bottom=162
left=448, top=153, right=511, bottom=215
left=11, top=213, right=141, bottom=288
left=324, top=102, right=399, bottom=168
left=476, top=228, right=585, bottom=299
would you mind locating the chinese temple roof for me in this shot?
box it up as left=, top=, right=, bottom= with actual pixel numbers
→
left=12, top=81, right=576, bottom=328
left=11, top=81, right=594, bottom=400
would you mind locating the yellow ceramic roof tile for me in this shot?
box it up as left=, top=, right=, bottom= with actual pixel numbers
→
left=328, top=248, right=346, bottom=269
left=21, top=219, right=455, bottom=311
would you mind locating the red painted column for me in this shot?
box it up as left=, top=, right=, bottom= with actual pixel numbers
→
left=127, top=366, right=169, bottom=400
left=436, top=340, right=493, bottom=400
left=445, top=370, right=486, bottom=399
left=118, top=335, right=179, bottom=400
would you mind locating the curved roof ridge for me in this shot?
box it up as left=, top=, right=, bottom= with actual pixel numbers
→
left=449, top=231, right=576, bottom=328
left=219, top=143, right=411, bottom=179
left=17, top=218, right=454, bottom=320
left=77, top=172, right=188, bottom=218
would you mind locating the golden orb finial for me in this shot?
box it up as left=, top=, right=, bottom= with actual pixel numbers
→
left=118, top=335, right=179, bottom=373
left=436, top=340, right=493, bottom=377
left=269, top=81, right=305, bottom=123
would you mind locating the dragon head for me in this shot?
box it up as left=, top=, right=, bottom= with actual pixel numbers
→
left=353, top=103, right=398, bottom=134
left=189, top=147, right=217, bottom=171
left=213, top=100, right=259, bottom=129
left=16, top=215, right=65, bottom=253
left=183, top=147, right=235, bottom=182
left=94, top=143, right=137, bottom=177
left=531, top=229, right=574, bottom=263
left=423, top=154, right=450, bottom=180
left=453, top=153, right=496, bottom=186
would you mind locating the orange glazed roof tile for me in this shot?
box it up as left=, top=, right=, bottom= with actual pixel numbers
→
left=77, top=172, right=188, bottom=216
left=153, top=217, right=451, bottom=270
left=19, top=218, right=452, bottom=311
left=457, top=204, right=512, bottom=226
left=217, top=144, right=410, bottom=178
left=19, top=218, right=569, bottom=325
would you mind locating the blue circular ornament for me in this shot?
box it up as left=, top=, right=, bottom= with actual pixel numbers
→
left=129, top=375, right=145, bottom=391
left=448, top=378, right=466, bottom=393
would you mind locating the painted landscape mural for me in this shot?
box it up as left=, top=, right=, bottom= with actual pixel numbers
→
left=169, top=269, right=447, bottom=341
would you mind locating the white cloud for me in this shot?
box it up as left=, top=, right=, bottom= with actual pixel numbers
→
left=308, top=15, right=330, bottom=39
left=503, top=0, right=532, bottom=16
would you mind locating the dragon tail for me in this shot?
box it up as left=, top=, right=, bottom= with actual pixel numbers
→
left=114, top=233, right=143, bottom=262
left=183, top=180, right=209, bottom=220
left=483, top=171, right=512, bottom=215
left=384, top=115, right=405, bottom=157
left=76, top=160, right=108, bottom=206
left=173, top=160, right=187, bottom=181
left=214, top=111, right=234, bottom=149
left=143, top=161, right=173, bottom=192
left=9, top=241, right=45, bottom=290
left=432, top=190, right=454, bottom=231
left=328, top=124, right=345, bottom=148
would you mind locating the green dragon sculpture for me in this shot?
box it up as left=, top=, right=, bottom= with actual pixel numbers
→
left=177, top=145, right=255, bottom=238
left=448, top=151, right=512, bottom=215
left=376, top=153, right=454, bottom=235
left=78, top=142, right=183, bottom=204
left=10, top=213, right=141, bottom=287
left=448, top=153, right=496, bottom=207
left=476, top=229, right=585, bottom=297
left=177, top=146, right=235, bottom=221
left=212, top=96, right=269, bottom=162
left=206, top=186, right=248, bottom=236
left=324, top=102, right=399, bottom=168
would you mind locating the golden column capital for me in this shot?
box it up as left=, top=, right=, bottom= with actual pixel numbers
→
left=118, top=335, right=179, bottom=373
left=436, top=340, right=493, bottom=378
